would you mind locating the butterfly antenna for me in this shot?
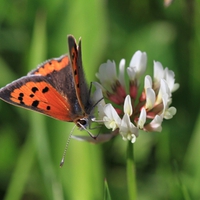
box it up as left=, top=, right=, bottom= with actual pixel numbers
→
left=60, top=125, right=76, bottom=167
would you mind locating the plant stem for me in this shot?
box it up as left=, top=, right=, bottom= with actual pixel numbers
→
left=126, top=141, right=137, bottom=200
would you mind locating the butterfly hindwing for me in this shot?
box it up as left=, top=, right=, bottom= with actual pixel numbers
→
left=0, top=75, right=74, bottom=121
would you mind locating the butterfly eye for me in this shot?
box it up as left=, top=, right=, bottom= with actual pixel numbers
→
left=76, top=118, right=88, bottom=127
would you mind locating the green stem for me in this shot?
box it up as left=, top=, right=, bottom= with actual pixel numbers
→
left=126, top=141, right=137, bottom=200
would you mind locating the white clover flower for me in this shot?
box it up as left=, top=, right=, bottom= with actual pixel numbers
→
left=123, top=95, right=133, bottom=116
left=137, top=108, right=146, bottom=129
left=96, top=60, right=117, bottom=92
left=154, top=61, right=165, bottom=88
left=92, top=84, right=106, bottom=120
left=156, top=79, right=171, bottom=105
left=164, top=67, right=180, bottom=92
left=128, top=51, right=147, bottom=80
left=119, top=59, right=126, bottom=88
left=144, top=115, right=163, bottom=132
left=103, top=104, right=121, bottom=131
left=74, top=50, right=179, bottom=144
left=119, top=114, right=138, bottom=143
left=154, top=61, right=179, bottom=93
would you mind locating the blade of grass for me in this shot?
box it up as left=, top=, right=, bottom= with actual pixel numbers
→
left=4, top=133, right=35, bottom=200
left=104, top=179, right=112, bottom=200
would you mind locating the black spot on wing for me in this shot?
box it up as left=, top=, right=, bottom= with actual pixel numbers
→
left=32, top=100, right=39, bottom=107
left=32, top=87, right=38, bottom=93
left=42, top=87, right=49, bottom=93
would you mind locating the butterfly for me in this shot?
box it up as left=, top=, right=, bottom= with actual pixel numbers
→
left=0, top=35, right=94, bottom=130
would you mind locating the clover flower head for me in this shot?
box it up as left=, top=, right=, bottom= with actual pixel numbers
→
left=93, top=50, right=179, bottom=143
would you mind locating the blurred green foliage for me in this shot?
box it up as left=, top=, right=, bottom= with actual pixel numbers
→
left=0, top=0, right=200, bottom=199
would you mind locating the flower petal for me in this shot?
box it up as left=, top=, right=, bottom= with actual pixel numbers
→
left=145, top=88, right=156, bottom=110
left=119, top=114, right=139, bottom=143
left=119, top=59, right=126, bottom=88
left=163, top=106, right=177, bottom=119
left=129, top=51, right=147, bottom=78
left=103, top=104, right=121, bottom=131
left=144, top=115, right=163, bottom=132
left=96, top=60, right=117, bottom=91
left=137, top=107, right=146, bottom=129
left=123, top=95, right=133, bottom=116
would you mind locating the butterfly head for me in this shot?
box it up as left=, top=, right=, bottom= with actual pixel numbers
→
left=74, top=111, right=94, bottom=129
left=75, top=117, right=89, bottom=129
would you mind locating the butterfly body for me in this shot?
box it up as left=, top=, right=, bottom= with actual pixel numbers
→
left=0, top=35, right=93, bottom=128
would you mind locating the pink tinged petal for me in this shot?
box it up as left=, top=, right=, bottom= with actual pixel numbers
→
left=129, top=51, right=147, bottom=78
left=116, top=84, right=126, bottom=98
left=124, top=95, right=133, bottom=116
left=145, top=88, right=156, bottom=110
left=163, top=107, right=177, bottom=119
left=139, top=91, right=146, bottom=101
left=129, top=83, right=138, bottom=99
left=115, top=108, right=123, bottom=115
left=119, top=114, right=139, bottom=143
left=119, top=59, right=126, bottom=88
left=103, top=104, right=121, bottom=131
left=137, top=107, right=146, bottom=129
left=144, top=115, right=163, bottom=132
left=108, top=93, right=124, bottom=104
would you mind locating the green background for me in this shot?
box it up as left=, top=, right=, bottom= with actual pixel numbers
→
left=0, top=0, right=199, bottom=199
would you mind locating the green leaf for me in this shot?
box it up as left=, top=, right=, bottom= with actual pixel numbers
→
left=104, top=179, right=112, bottom=200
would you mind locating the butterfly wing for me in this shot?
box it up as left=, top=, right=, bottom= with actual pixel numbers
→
left=0, top=75, right=75, bottom=121
left=0, top=55, right=82, bottom=121
left=68, top=35, right=93, bottom=114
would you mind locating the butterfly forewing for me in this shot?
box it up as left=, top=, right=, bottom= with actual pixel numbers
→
left=68, top=35, right=92, bottom=114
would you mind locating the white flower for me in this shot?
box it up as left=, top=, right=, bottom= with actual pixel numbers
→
left=145, top=88, right=156, bottom=110
left=154, top=61, right=165, bottom=87
left=154, top=61, right=179, bottom=93
left=119, top=59, right=126, bottom=88
left=83, top=50, right=179, bottom=144
left=163, top=106, right=177, bottom=119
left=103, top=104, right=121, bottom=131
left=123, top=95, right=133, bottom=116
left=96, top=60, right=117, bottom=92
left=161, top=93, right=177, bottom=119
left=164, top=67, right=180, bottom=92
left=144, top=75, right=153, bottom=89
left=145, top=115, right=163, bottom=132
left=156, top=79, right=171, bottom=105
left=127, top=51, right=147, bottom=81
left=92, top=84, right=106, bottom=120
left=119, top=114, right=139, bottom=143
left=137, top=107, right=146, bottom=129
